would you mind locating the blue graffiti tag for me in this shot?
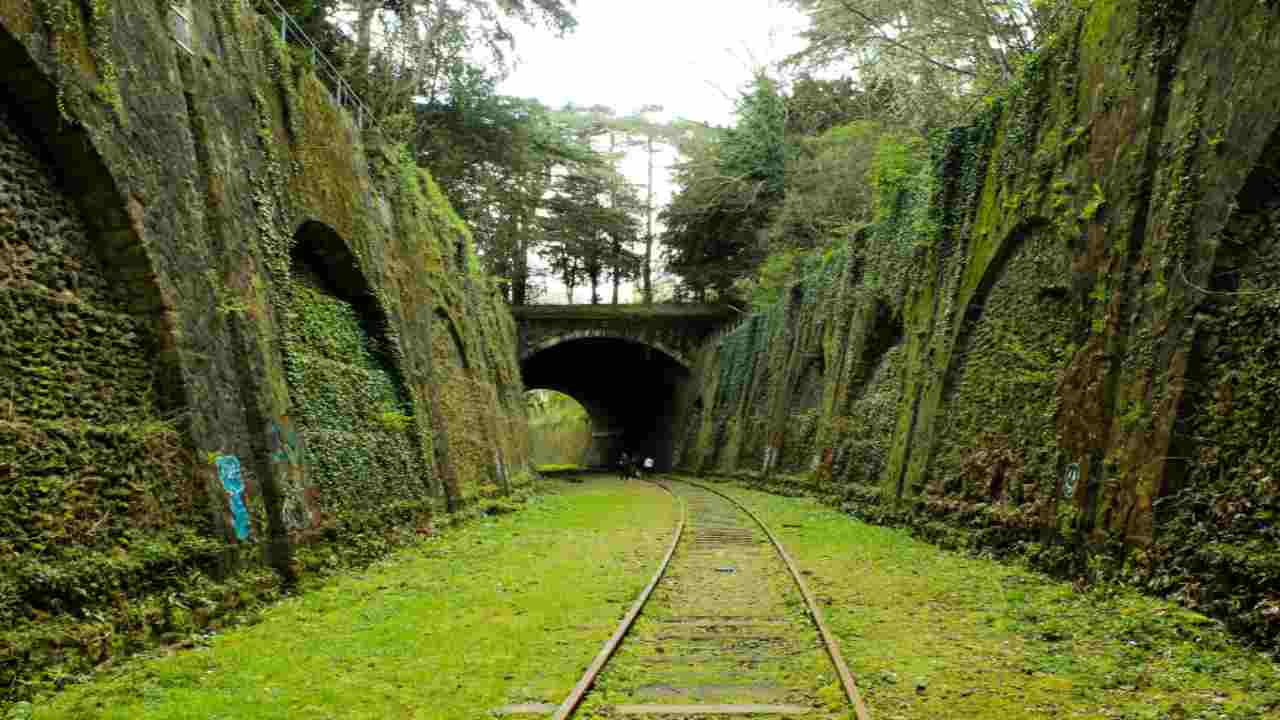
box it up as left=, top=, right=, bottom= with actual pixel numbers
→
left=269, top=418, right=304, bottom=465
left=216, top=455, right=252, bottom=541
left=1063, top=463, right=1080, bottom=500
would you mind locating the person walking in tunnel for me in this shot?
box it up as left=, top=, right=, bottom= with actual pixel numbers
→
left=619, top=451, right=633, bottom=480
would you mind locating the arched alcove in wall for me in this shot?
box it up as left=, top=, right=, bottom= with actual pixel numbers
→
left=284, top=221, right=423, bottom=521
left=0, top=28, right=192, bottom=563
left=926, top=222, right=1072, bottom=507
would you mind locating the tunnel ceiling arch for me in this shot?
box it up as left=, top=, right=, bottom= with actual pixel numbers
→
left=524, top=332, right=692, bottom=369
left=521, top=336, right=691, bottom=470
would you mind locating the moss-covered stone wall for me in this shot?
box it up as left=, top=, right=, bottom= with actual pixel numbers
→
left=0, top=0, right=529, bottom=701
left=675, top=0, right=1280, bottom=646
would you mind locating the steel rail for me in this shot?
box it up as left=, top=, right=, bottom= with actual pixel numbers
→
left=551, top=479, right=687, bottom=720
left=680, top=478, right=872, bottom=720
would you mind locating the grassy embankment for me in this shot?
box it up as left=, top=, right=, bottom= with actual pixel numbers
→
left=30, top=478, right=678, bottom=720
left=712, top=481, right=1280, bottom=720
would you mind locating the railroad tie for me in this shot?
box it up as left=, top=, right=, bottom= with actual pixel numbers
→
left=613, top=703, right=813, bottom=715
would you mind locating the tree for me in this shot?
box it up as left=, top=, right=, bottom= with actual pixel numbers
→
left=285, top=0, right=576, bottom=142
left=413, top=89, right=593, bottom=304
left=610, top=106, right=684, bottom=303
left=784, top=74, right=892, bottom=137
left=545, top=104, right=683, bottom=304
left=767, top=120, right=888, bottom=250
left=661, top=74, right=789, bottom=302
left=541, top=163, right=642, bottom=305
left=782, top=0, right=1062, bottom=130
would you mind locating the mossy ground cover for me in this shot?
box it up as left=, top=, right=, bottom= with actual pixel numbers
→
left=28, top=477, right=678, bottom=720
left=708, top=480, right=1280, bottom=720
left=580, top=482, right=843, bottom=717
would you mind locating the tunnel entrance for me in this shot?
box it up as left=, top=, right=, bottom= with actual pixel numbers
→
left=521, top=337, right=690, bottom=471
left=526, top=389, right=592, bottom=469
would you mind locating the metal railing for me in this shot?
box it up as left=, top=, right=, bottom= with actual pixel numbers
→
left=256, top=0, right=376, bottom=131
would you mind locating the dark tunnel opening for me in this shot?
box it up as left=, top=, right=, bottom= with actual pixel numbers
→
left=521, top=337, right=690, bottom=471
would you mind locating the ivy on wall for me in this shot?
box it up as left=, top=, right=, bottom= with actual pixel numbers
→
left=675, top=1, right=1280, bottom=648
left=0, top=84, right=201, bottom=701
left=283, top=269, right=423, bottom=526
left=1, top=0, right=534, bottom=704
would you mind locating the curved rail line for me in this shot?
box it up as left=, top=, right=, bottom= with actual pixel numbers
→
left=551, top=477, right=870, bottom=720
left=550, top=480, right=687, bottom=720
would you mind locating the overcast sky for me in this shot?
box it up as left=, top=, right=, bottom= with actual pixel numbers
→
left=501, top=1, right=808, bottom=126
left=499, top=1, right=810, bottom=303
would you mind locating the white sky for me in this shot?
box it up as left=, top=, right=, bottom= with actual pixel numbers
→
left=499, top=1, right=810, bottom=303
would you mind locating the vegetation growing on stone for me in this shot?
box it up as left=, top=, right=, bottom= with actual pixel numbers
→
left=671, top=0, right=1280, bottom=651
left=0, top=0, right=531, bottom=705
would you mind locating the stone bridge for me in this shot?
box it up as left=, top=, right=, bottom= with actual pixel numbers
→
left=512, top=304, right=738, bottom=469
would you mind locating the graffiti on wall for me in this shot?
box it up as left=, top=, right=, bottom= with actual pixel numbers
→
left=216, top=455, right=252, bottom=541
left=269, top=415, right=320, bottom=531
left=269, top=415, right=304, bottom=465
left=1063, top=463, right=1080, bottom=500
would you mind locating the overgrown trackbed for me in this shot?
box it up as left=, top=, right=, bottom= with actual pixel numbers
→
left=505, top=479, right=868, bottom=719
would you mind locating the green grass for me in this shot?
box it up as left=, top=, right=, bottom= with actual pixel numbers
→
left=710, top=481, right=1280, bottom=720
left=31, top=478, right=679, bottom=720
left=29, top=476, right=1280, bottom=719
left=534, top=463, right=583, bottom=473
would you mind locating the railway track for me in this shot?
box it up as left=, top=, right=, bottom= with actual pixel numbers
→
left=498, top=477, right=869, bottom=719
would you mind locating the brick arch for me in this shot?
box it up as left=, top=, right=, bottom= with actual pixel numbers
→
left=289, top=220, right=410, bottom=386
left=0, top=15, right=200, bottom=626
left=0, top=23, right=183, bottom=410
left=523, top=330, right=692, bottom=369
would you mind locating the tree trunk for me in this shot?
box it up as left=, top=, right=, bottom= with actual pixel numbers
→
left=512, top=224, right=528, bottom=305
left=609, top=131, right=620, bottom=305
left=355, top=0, right=376, bottom=86
left=644, top=134, right=655, bottom=304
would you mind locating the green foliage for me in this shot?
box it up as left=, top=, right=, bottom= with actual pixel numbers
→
left=540, top=161, right=643, bottom=304
left=720, top=73, right=790, bottom=204
left=662, top=74, right=794, bottom=301
left=870, top=133, right=930, bottom=220
left=1081, top=181, right=1106, bottom=222
left=377, top=406, right=413, bottom=433
left=782, top=0, right=1058, bottom=131
left=415, top=91, right=653, bottom=303
left=33, top=480, right=677, bottom=718
left=284, top=278, right=420, bottom=518
left=767, top=120, right=886, bottom=251
left=666, top=74, right=929, bottom=300
left=0, top=289, right=156, bottom=424
left=34, top=0, right=124, bottom=122
left=526, top=389, right=589, bottom=427
left=736, top=249, right=800, bottom=311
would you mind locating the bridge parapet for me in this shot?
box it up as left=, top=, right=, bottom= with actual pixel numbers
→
left=512, top=304, right=739, bottom=368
